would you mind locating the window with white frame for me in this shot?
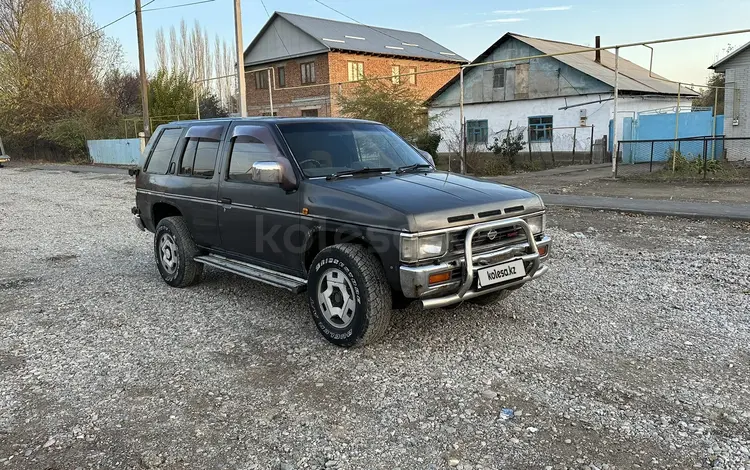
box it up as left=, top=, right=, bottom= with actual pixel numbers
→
left=391, top=65, right=400, bottom=84
left=348, top=61, right=364, bottom=81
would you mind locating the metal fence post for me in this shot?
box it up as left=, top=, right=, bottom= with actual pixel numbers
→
left=572, top=127, right=577, bottom=164
left=650, top=140, right=655, bottom=173
left=703, top=138, right=709, bottom=180
left=589, top=126, right=594, bottom=164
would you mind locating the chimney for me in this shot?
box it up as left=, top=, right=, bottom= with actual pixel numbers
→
left=595, top=36, right=601, bottom=63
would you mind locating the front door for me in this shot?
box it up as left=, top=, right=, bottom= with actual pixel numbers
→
left=217, top=123, right=302, bottom=275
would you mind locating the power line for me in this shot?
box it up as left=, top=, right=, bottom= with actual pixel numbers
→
left=51, top=0, right=157, bottom=52
left=312, top=0, right=452, bottom=60
left=142, top=0, right=215, bottom=12
left=260, top=0, right=291, bottom=57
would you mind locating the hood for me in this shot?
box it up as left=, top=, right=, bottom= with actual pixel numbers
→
left=308, top=171, right=543, bottom=232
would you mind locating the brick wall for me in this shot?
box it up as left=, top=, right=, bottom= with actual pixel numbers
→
left=244, top=51, right=460, bottom=118
left=245, top=53, right=331, bottom=117
left=327, top=52, right=460, bottom=116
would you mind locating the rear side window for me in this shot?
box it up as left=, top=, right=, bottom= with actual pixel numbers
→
left=179, top=139, right=220, bottom=178
left=145, top=128, right=182, bottom=174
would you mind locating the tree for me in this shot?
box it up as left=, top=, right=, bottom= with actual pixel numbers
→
left=103, top=69, right=141, bottom=116
left=0, top=0, right=121, bottom=158
left=154, top=20, right=236, bottom=114
left=149, top=70, right=196, bottom=119
left=336, top=78, right=432, bottom=141
left=199, top=92, right=229, bottom=119
left=692, top=73, right=725, bottom=116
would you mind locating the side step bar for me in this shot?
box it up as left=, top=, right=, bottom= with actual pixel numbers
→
left=194, top=254, right=307, bottom=294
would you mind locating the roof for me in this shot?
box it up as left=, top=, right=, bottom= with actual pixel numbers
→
left=169, top=117, right=381, bottom=126
left=430, top=33, right=697, bottom=102
left=710, top=40, right=750, bottom=71
left=244, top=12, right=467, bottom=64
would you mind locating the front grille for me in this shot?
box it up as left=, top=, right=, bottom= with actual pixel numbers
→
left=449, top=224, right=526, bottom=255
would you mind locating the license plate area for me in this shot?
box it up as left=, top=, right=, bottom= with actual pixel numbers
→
left=477, top=259, right=526, bottom=289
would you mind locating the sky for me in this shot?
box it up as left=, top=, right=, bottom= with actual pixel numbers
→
left=93, top=0, right=750, bottom=88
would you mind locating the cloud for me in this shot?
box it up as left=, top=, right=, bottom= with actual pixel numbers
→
left=493, top=6, right=572, bottom=14
left=453, top=18, right=527, bottom=28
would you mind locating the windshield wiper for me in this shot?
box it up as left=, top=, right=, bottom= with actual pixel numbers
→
left=395, top=163, right=434, bottom=174
left=325, top=167, right=392, bottom=180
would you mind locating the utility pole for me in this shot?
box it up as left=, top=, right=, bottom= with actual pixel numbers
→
left=234, top=0, right=247, bottom=117
left=135, top=0, right=151, bottom=137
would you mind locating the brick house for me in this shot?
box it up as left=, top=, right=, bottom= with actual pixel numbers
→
left=242, top=12, right=467, bottom=117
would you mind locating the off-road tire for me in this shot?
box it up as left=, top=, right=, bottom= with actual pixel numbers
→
left=154, top=216, right=203, bottom=288
left=468, top=289, right=513, bottom=306
left=308, top=244, right=392, bottom=347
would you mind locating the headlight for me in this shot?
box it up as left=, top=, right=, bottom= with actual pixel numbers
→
left=526, top=214, right=546, bottom=234
left=400, top=233, right=448, bottom=262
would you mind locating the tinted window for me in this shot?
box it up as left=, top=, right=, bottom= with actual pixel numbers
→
left=228, top=137, right=275, bottom=182
left=145, top=128, right=182, bottom=174
left=179, top=139, right=198, bottom=174
left=194, top=141, right=219, bottom=177
left=179, top=138, right=219, bottom=178
left=278, top=122, right=428, bottom=178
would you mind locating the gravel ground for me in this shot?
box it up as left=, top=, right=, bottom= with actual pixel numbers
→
left=1, top=167, right=749, bottom=470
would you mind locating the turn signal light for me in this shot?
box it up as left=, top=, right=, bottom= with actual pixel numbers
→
left=538, top=245, right=548, bottom=257
left=428, top=272, right=451, bottom=284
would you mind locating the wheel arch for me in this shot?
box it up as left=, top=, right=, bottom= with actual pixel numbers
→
left=152, top=202, right=182, bottom=227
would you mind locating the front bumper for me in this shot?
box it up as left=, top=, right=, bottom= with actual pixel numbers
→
left=0, top=155, right=9, bottom=164
left=399, top=218, right=550, bottom=309
left=133, top=214, right=145, bottom=231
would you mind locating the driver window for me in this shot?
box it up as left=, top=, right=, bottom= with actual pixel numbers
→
left=228, top=136, right=275, bottom=182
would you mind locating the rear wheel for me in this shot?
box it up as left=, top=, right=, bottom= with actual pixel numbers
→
left=154, top=216, right=203, bottom=287
left=307, top=244, right=391, bottom=347
left=468, top=289, right=513, bottom=306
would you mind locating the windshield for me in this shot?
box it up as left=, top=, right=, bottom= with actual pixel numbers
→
left=277, top=121, right=431, bottom=178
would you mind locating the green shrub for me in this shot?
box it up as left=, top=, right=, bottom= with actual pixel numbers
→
left=413, top=132, right=441, bottom=157
left=665, top=149, right=724, bottom=175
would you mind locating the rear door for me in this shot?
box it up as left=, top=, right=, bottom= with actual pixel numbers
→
left=169, top=123, right=227, bottom=247
left=217, top=123, right=303, bottom=275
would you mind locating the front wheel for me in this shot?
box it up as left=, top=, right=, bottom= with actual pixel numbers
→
left=307, top=244, right=392, bottom=347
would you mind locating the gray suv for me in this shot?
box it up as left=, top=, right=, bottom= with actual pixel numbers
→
left=132, top=118, right=551, bottom=347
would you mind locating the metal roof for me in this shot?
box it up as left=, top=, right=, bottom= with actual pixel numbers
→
left=709, top=39, right=750, bottom=71
left=510, top=34, right=697, bottom=96
left=429, top=33, right=697, bottom=102
left=246, top=12, right=467, bottom=64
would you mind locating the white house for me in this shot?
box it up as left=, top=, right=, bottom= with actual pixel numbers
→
left=710, top=40, right=750, bottom=161
left=428, top=33, right=697, bottom=156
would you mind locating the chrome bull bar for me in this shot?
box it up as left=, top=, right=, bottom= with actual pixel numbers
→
left=421, top=218, right=545, bottom=309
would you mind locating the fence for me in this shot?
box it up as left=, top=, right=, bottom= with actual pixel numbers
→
left=122, top=114, right=199, bottom=138
left=525, top=125, right=607, bottom=167
left=614, top=136, right=750, bottom=179
left=87, top=138, right=144, bottom=165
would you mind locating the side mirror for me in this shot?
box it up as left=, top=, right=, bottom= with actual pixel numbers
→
left=251, top=161, right=284, bottom=184
left=416, top=149, right=435, bottom=167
